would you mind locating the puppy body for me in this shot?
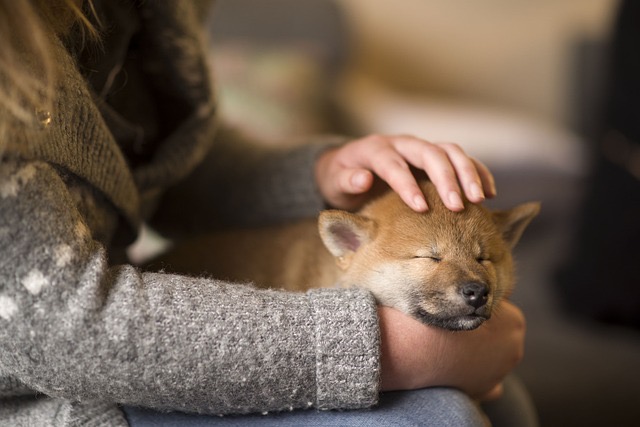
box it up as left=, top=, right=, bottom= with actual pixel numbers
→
left=167, top=218, right=338, bottom=292
left=157, top=182, right=539, bottom=331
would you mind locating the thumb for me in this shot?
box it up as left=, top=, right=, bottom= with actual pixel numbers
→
left=336, top=168, right=374, bottom=195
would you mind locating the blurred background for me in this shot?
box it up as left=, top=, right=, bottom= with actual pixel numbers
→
left=205, top=1, right=640, bottom=425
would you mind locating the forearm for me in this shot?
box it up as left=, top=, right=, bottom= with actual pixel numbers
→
left=151, top=127, right=345, bottom=238
left=0, top=159, right=380, bottom=414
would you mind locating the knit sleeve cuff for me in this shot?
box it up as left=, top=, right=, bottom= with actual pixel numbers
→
left=307, top=288, right=381, bottom=410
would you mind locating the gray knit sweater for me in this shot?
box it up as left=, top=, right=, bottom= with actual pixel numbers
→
left=0, top=1, right=380, bottom=426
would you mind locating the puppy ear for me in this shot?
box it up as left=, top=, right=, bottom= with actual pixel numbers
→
left=318, top=210, right=376, bottom=258
left=492, top=202, right=541, bottom=248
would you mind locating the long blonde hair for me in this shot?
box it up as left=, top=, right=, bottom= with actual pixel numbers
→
left=0, top=0, right=99, bottom=150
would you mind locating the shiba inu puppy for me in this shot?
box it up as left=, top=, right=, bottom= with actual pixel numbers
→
left=157, top=181, right=539, bottom=331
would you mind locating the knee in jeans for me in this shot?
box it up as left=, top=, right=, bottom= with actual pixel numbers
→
left=428, top=388, right=487, bottom=427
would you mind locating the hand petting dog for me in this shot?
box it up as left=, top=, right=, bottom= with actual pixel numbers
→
left=315, top=134, right=497, bottom=213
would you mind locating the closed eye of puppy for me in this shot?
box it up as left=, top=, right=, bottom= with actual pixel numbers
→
left=154, top=181, right=539, bottom=331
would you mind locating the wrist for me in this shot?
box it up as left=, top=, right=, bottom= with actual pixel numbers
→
left=378, top=305, right=442, bottom=391
left=314, top=146, right=337, bottom=201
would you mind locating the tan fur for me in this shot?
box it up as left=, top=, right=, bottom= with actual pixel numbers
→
left=155, top=182, right=539, bottom=331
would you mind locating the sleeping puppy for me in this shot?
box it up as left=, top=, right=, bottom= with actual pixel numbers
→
left=156, top=181, right=539, bottom=331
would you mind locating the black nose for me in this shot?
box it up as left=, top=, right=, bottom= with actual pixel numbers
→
left=460, top=282, right=489, bottom=309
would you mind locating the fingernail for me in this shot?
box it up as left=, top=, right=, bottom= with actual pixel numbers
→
left=470, top=182, right=485, bottom=201
left=351, top=171, right=368, bottom=190
left=448, top=191, right=464, bottom=210
left=413, top=194, right=428, bottom=211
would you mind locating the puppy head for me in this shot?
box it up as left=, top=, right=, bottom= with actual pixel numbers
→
left=319, top=182, right=539, bottom=331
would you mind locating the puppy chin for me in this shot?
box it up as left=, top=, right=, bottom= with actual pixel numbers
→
left=448, top=315, right=488, bottom=331
left=414, top=309, right=489, bottom=331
